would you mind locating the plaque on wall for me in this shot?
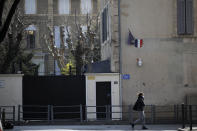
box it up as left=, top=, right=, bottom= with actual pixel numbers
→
left=0, top=80, right=5, bottom=88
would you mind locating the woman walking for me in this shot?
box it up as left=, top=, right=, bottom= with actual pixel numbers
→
left=132, top=92, right=148, bottom=130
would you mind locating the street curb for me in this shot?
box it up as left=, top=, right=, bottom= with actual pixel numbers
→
left=178, top=127, right=197, bottom=131
left=178, top=127, right=189, bottom=131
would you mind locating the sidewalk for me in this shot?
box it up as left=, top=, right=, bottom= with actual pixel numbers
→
left=4, top=125, right=197, bottom=131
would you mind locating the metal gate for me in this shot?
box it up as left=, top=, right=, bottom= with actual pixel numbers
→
left=22, top=75, right=86, bottom=120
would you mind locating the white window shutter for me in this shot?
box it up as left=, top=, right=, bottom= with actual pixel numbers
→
left=186, top=0, right=193, bottom=34
left=54, top=26, right=61, bottom=48
left=177, top=0, right=186, bottom=34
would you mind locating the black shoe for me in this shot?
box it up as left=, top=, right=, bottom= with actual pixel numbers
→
left=131, top=124, right=134, bottom=129
left=142, top=126, right=148, bottom=130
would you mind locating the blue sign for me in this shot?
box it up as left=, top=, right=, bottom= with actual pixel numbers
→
left=122, top=74, right=130, bottom=80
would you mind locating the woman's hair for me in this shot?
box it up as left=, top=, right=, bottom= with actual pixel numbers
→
left=138, top=92, right=144, bottom=97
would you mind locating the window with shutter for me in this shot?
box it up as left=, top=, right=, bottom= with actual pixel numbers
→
left=25, top=0, right=36, bottom=14
left=177, top=0, right=186, bottom=34
left=59, top=0, right=70, bottom=14
left=101, top=5, right=110, bottom=43
left=54, top=26, right=61, bottom=48
left=60, top=26, right=70, bottom=49
left=27, top=31, right=35, bottom=49
left=186, top=0, right=193, bottom=34
left=81, top=0, right=92, bottom=14
left=102, top=11, right=105, bottom=42
left=26, top=25, right=36, bottom=49
left=177, top=0, right=193, bottom=35
left=104, top=8, right=107, bottom=42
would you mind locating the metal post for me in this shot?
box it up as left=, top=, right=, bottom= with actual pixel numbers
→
left=105, top=105, right=108, bottom=120
left=182, top=103, right=185, bottom=129
left=151, top=105, right=155, bottom=124
left=107, top=105, right=111, bottom=121
left=51, top=105, right=54, bottom=122
left=85, top=106, right=87, bottom=122
left=151, top=105, right=154, bottom=124
left=47, top=105, right=50, bottom=123
left=0, top=107, right=1, bottom=120
left=13, top=106, right=15, bottom=124
left=80, top=104, right=83, bottom=122
left=177, top=105, right=179, bottom=122
left=174, top=105, right=177, bottom=123
left=129, top=105, right=133, bottom=124
left=189, top=105, right=192, bottom=131
left=185, top=104, right=188, bottom=123
left=1, top=108, right=5, bottom=125
left=18, top=105, right=20, bottom=125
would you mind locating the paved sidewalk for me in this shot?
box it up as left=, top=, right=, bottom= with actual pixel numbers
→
left=4, top=125, right=197, bottom=131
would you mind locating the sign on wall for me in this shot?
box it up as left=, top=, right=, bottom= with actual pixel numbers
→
left=0, top=80, right=5, bottom=88
left=88, top=76, right=95, bottom=80
left=122, top=74, right=130, bottom=80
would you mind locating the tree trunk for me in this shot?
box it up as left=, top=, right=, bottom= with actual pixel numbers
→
left=0, top=0, right=6, bottom=26
left=0, top=0, right=21, bottom=43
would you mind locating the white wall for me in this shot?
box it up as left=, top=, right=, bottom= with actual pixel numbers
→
left=85, top=73, right=121, bottom=120
left=0, top=74, right=23, bottom=120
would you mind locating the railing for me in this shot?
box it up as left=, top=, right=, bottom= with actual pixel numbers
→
left=18, top=105, right=49, bottom=123
left=52, top=105, right=82, bottom=122
left=1, top=104, right=197, bottom=126
left=0, top=106, right=15, bottom=124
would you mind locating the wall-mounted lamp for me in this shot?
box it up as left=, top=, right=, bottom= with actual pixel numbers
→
left=137, top=58, right=143, bottom=67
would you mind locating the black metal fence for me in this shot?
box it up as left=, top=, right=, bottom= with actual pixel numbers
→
left=1, top=104, right=197, bottom=126
left=0, top=106, right=15, bottom=123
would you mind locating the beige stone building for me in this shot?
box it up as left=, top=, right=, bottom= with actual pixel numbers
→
left=19, top=0, right=98, bottom=75
left=99, top=0, right=197, bottom=106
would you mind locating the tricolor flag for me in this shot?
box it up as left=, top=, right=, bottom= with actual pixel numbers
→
left=135, top=39, right=143, bottom=48
left=128, top=29, right=135, bottom=45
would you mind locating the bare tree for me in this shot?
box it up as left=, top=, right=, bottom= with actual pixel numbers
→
left=0, top=2, right=39, bottom=75
left=43, top=13, right=100, bottom=75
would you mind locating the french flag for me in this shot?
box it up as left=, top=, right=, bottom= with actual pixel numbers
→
left=135, top=39, right=143, bottom=48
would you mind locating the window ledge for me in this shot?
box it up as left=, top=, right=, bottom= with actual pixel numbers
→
left=173, top=34, right=197, bottom=38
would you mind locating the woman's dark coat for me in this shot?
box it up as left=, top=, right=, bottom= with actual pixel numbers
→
left=133, top=96, right=145, bottom=111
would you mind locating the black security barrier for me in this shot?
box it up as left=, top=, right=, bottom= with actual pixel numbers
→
left=22, top=75, right=86, bottom=120
left=1, top=104, right=197, bottom=126
left=0, top=106, right=15, bottom=124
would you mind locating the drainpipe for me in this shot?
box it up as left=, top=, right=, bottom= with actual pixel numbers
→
left=118, top=0, right=123, bottom=119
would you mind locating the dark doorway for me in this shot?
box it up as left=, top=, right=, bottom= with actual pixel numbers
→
left=96, top=82, right=111, bottom=119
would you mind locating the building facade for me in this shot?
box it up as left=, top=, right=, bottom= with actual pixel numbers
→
left=19, top=0, right=99, bottom=75
left=99, top=0, right=197, bottom=105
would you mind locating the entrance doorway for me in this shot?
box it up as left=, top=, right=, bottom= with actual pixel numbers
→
left=96, top=82, right=111, bottom=119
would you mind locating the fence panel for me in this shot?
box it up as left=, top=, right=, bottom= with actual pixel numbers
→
left=0, top=106, right=15, bottom=123
left=1, top=104, right=197, bottom=124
